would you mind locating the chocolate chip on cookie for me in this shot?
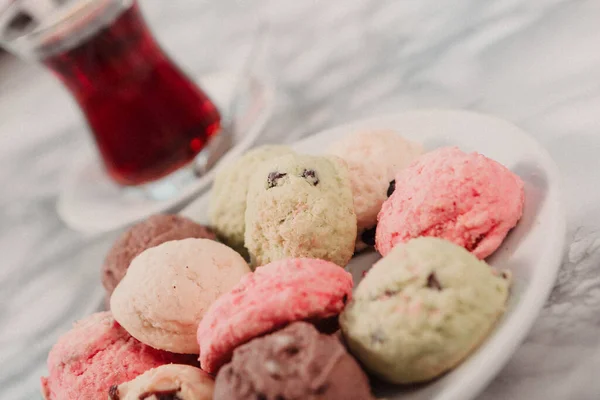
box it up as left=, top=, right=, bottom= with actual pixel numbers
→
left=467, top=233, right=486, bottom=251
left=301, top=169, right=319, bottom=186
left=267, top=172, right=287, bottom=188
left=361, top=226, right=377, bottom=246
left=108, top=385, right=119, bottom=400
left=426, top=272, right=442, bottom=291
left=387, top=180, right=396, bottom=197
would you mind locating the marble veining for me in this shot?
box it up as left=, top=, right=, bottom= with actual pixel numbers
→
left=1, top=0, right=600, bottom=399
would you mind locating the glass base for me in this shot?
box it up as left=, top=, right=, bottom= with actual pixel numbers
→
left=120, top=123, right=232, bottom=201
left=125, top=162, right=197, bottom=201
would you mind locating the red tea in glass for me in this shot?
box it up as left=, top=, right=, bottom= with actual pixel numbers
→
left=1, top=0, right=221, bottom=186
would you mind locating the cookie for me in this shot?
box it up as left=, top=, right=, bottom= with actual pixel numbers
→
left=329, top=130, right=422, bottom=250
left=209, top=145, right=293, bottom=257
left=245, top=154, right=357, bottom=267
left=109, top=364, right=214, bottom=400
left=376, top=147, right=524, bottom=259
left=40, top=312, right=194, bottom=400
left=110, top=239, right=251, bottom=354
left=214, top=322, right=374, bottom=400
left=102, top=214, right=216, bottom=297
left=340, top=237, right=510, bottom=383
left=197, top=258, right=354, bottom=373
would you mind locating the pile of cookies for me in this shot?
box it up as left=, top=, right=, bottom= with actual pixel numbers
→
left=41, top=130, right=524, bottom=399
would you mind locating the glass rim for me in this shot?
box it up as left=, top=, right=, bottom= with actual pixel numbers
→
left=0, top=0, right=132, bottom=57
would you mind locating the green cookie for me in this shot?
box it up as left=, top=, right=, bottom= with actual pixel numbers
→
left=245, top=153, right=357, bottom=268
left=340, top=237, right=510, bottom=384
left=209, top=145, right=293, bottom=258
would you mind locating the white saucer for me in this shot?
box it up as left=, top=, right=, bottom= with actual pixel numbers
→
left=182, top=109, right=566, bottom=400
left=57, top=71, right=275, bottom=235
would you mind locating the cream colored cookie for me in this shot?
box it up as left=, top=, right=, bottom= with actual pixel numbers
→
left=340, top=237, right=510, bottom=383
left=110, top=239, right=251, bottom=354
left=329, top=130, right=422, bottom=250
left=109, top=364, right=214, bottom=400
left=244, top=154, right=357, bottom=267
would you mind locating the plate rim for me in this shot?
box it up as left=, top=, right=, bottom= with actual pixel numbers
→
left=182, top=108, right=566, bottom=400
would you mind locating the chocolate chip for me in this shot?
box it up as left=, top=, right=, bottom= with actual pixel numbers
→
left=342, top=294, right=348, bottom=304
left=361, top=226, right=376, bottom=246
left=302, top=169, right=315, bottom=178
left=426, top=272, right=442, bottom=291
left=108, top=385, right=119, bottom=400
left=138, top=389, right=182, bottom=400
left=501, top=271, right=509, bottom=279
left=285, top=346, right=300, bottom=356
left=267, top=172, right=287, bottom=188
left=301, top=169, right=319, bottom=185
left=387, top=180, right=396, bottom=197
left=374, top=288, right=397, bottom=302
left=467, top=233, right=486, bottom=251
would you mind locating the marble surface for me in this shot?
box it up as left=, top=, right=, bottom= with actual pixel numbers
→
left=1, top=0, right=600, bottom=399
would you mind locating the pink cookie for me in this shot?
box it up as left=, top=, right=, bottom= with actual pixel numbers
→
left=41, top=312, right=194, bottom=400
left=197, top=258, right=353, bottom=374
left=376, top=147, right=524, bottom=259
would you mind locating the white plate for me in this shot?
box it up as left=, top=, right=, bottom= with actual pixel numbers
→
left=181, top=109, right=566, bottom=400
left=57, top=71, right=275, bottom=235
